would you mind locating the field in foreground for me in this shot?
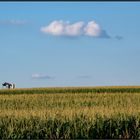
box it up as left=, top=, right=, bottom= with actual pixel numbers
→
left=0, top=86, right=140, bottom=139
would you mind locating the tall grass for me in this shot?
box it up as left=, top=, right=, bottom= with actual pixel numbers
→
left=0, top=86, right=140, bottom=138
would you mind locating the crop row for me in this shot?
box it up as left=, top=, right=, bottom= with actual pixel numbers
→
left=1, top=86, right=140, bottom=94
left=0, top=87, right=140, bottom=138
left=0, top=114, right=139, bottom=139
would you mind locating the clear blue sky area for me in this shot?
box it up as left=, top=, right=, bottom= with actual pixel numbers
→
left=0, top=2, right=140, bottom=88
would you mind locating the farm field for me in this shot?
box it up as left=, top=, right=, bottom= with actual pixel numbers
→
left=0, top=86, right=140, bottom=139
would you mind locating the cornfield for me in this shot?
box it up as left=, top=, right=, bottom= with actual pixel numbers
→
left=0, top=86, right=140, bottom=139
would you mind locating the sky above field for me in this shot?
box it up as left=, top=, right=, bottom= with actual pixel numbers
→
left=0, top=2, right=140, bottom=88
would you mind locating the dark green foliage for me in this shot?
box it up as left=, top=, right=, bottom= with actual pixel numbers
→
left=1, top=86, right=140, bottom=95
left=0, top=115, right=139, bottom=139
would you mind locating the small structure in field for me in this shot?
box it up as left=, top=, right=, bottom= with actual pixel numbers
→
left=2, top=82, right=15, bottom=89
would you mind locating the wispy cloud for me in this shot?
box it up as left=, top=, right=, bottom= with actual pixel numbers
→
left=9, top=20, right=28, bottom=25
left=41, top=20, right=110, bottom=38
left=31, top=73, right=54, bottom=80
left=0, top=19, right=28, bottom=25
left=115, top=35, right=123, bottom=40
left=76, top=75, right=93, bottom=79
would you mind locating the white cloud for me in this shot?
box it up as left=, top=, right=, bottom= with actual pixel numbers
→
left=41, top=20, right=110, bottom=38
left=84, top=21, right=101, bottom=37
left=65, top=21, right=84, bottom=36
left=41, top=20, right=84, bottom=36
left=41, top=20, right=64, bottom=36
left=31, top=73, right=54, bottom=80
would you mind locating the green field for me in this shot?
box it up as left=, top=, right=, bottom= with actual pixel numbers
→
left=0, top=86, right=140, bottom=139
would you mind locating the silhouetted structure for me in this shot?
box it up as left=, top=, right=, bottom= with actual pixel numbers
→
left=2, top=82, right=15, bottom=89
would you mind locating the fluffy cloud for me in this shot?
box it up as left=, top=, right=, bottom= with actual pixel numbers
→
left=31, top=73, right=54, bottom=80
left=84, top=21, right=101, bottom=37
left=41, top=20, right=110, bottom=38
left=41, top=20, right=84, bottom=36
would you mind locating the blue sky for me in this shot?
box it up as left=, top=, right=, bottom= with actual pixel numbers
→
left=0, top=2, right=140, bottom=88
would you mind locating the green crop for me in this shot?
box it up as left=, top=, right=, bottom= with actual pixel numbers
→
left=0, top=86, right=140, bottom=138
